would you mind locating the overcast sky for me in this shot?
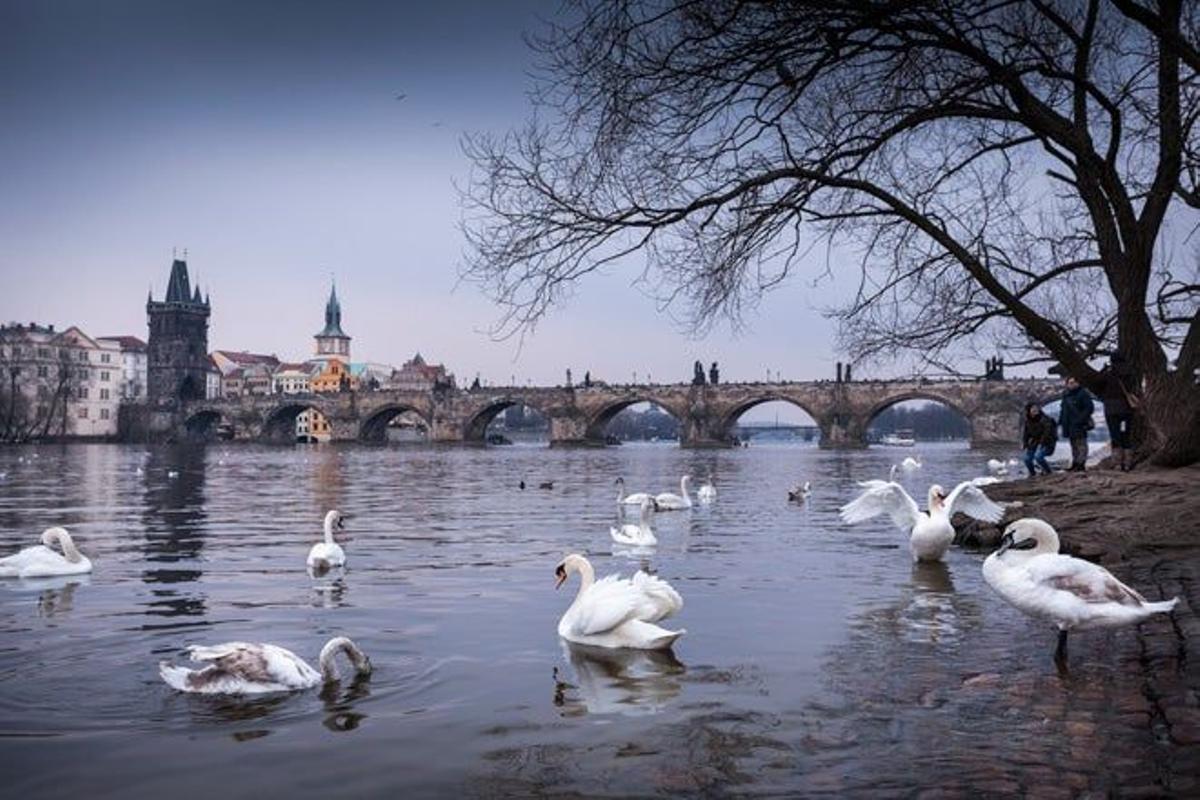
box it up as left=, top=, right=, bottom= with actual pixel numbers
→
left=1, top=0, right=858, bottom=402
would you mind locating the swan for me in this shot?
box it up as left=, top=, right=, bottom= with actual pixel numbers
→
left=615, top=477, right=657, bottom=509
left=900, top=456, right=922, bottom=471
left=840, top=480, right=1004, bottom=562
left=654, top=476, right=693, bottom=511
left=307, top=510, right=348, bottom=570
left=554, top=554, right=685, bottom=650
left=982, top=518, right=1178, bottom=665
left=788, top=481, right=811, bottom=502
left=888, top=464, right=898, bottom=481
left=167, top=469, right=179, bottom=479
left=986, top=458, right=1008, bottom=475
left=696, top=480, right=717, bottom=504
left=159, top=636, right=372, bottom=694
left=610, top=499, right=657, bottom=547
left=0, top=527, right=92, bottom=578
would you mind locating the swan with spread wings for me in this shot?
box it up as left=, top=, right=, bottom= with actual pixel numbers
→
left=840, top=480, right=1004, bottom=562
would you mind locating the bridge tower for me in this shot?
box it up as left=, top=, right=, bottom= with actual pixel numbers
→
left=146, top=257, right=210, bottom=403
left=313, top=281, right=351, bottom=363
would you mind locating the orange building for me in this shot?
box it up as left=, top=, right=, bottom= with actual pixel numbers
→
left=311, top=358, right=356, bottom=393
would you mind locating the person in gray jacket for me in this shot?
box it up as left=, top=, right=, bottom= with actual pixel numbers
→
left=1058, top=376, right=1095, bottom=472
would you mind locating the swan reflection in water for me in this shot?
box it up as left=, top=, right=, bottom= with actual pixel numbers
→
left=897, top=561, right=969, bottom=645
left=320, top=673, right=372, bottom=732
left=553, top=641, right=685, bottom=717
left=178, top=672, right=372, bottom=737
left=310, top=575, right=348, bottom=608
left=3, top=574, right=93, bottom=617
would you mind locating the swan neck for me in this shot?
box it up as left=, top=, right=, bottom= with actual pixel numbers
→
left=318, top=637, right=367, bottom=681
left=49, top=529, right=82, bottom=563
left=680, top=477, right=691, bottom=502
left=323, top=516, right=335, bottom=546
left=573, top=559, right=595, bottom=602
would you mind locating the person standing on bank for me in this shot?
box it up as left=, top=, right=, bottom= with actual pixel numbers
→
left=1022, top=402, right=1057, bottom=477
left=1097, top=353, right=1138, bottom=472
left=1058, top=376, right=1095, bottom=472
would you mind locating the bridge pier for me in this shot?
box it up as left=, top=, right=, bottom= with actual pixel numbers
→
left=818, top=413, right=868, bottom=449
left=967, top=410, right=1022, bottom=449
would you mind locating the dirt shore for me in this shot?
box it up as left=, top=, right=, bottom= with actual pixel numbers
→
left=956, top=464, right=1200, bottom=789
left=955, top=463, right=1200, bottom=561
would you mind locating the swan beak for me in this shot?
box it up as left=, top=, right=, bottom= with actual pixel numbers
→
left=554, top=565, right=567, bottom=589
left=337, top=515, right=351, bottom=529
left=996, top=531, right=1014, bottom=556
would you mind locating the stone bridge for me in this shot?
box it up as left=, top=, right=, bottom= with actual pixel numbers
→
left=164, top=378, right=1061, bottom=448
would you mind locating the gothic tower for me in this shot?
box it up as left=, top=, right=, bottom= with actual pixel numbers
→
left=147, top=258, right=210, bottom=403
left=314, top=281, right=351, bottom=362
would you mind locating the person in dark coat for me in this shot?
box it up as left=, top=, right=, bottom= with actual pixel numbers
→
left=1058, top=376, right=1095, bottom=472
left=1097, top=353, right=1137, bottom=472
left=1022, top=402, right=1057, bottom=476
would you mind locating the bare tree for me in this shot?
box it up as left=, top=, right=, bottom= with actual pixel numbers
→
left=0, top=339, right=79, bottom=442
left=462, top=0, right=1200, bottom=465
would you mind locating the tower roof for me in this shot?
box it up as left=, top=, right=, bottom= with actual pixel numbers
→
left=316, top=281, right=349, bottom=339
left=165, top=259, right=192, bottom=303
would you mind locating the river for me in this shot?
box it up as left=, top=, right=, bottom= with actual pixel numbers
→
left=0, top=442, right=1177, bottom=797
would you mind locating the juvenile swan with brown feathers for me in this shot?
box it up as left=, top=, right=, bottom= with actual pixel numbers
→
left=159, top=636, right=372, bottom=694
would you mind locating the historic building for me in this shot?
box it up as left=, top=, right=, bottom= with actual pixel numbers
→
left=0, top=322, right=121, bottom=438
left=97, top=336, right=147, bottom=401
left=211, top=350, right=280, bottom=397
left=313, top=282, right=351, bottom=363
left=272, top=363, right=314, bottom=395
left=311, top=358, right=356, bottom=393
left=388, top=353, right=455, bottom=391
left=146, top=258, right=211, bottom=403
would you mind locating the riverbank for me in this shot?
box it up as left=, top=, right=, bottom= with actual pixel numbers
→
left=957, top=465, right=1200, bottom=788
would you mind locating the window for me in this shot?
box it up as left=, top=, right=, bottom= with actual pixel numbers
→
left=100, top=388, right=110, bottom=400
left=37, top=365, right=48, bottom=378
left=38, top=347, right=50, bottom=358
left=100, top=370, right=110, bottom=381
left=77, top=386, right=88, bottom=399
left=77, top=350, right=87, bottom=362
left=100, top=408, right=110, bottom=420
left=78, top=407, right=88, bottom=419
left=100, top=353, right=111, bottom=364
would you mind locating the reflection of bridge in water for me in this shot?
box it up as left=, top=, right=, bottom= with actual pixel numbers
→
left=151, top=377, right=1060, bottom=449
left=733, top=421, right=820, bottom=442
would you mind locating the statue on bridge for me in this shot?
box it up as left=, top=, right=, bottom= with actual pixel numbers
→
left=693, top=360, right=706, bottom=385
left=709, top=362, right=719, bottom=385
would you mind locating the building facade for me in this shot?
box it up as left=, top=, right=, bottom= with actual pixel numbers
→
left=147, top=258, right=211, bottom=403
left=272, top=363, right=314, bottom=395
left=388, top=353, right=455, bottom=391
left=97, top=336, right=148, bottom=401
left=0, top=322, right=121, bottom=439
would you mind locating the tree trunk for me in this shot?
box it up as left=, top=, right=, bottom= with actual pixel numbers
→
left=1139, top=371, right=1200, bottom=467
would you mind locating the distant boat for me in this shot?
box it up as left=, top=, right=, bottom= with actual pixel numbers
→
left=880, top=430, right=916, bottom=447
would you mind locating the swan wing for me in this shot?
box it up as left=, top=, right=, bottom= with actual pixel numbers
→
left=1023, top=555, right=1151, bottom=606
left=570, top=575, right=641, bottom=637
left=840, top=481, right=922, bottom=532
left=631, top=571, right=683, bottom=623
left=944, top=481, right=1004, bottom=522
left=185, top=642, right=318, bottom=687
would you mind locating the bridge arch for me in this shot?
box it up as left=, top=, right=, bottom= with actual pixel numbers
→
left=717, top=395, right=824, bottom=443
left=358, top=404, right=431, bottom=442
left=861, top=391, right=974, bottom=446
left=584, top=397, right=685, bottom=443
left=463, top=397, right=553, bottom=444
left=262, top=401, right=335, bottom=443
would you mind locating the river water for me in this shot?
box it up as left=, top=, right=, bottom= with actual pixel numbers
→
left=0, top=442, right=1180, bottom=797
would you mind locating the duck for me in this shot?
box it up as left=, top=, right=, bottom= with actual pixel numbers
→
left=696, top=480, right=717, bottom=504
left=654, top=476, right=693, bottom=511
left=0, top=527, right=93, bottom=578
left=539, top=480, right=555, bottom=490
left=840, top=480, right=1004, bottom=562
left=615, top=477, right=657, bottom=509
left=610, top=498, right=657, bottom=547
left=167, top=469, right=179, bottom=479
left=982, top=518, right=1178, bottom=665
left=788, top=481, right=811, bottom=502
left=159, top=636, right=372, bottom=694
left=307, top=510, right=348, bottom=571
left=900, top=455, right=923, bottom=471
left=554, top=554, right=684, bottom=650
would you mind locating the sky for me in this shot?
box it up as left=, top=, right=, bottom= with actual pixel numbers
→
left=0, top=0, right=858, bottom=412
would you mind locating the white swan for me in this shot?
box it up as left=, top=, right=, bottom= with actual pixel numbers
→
left=554, top=554, right=685, bottom=650
left=840, top=480, right=1004, bottom=562
left=615, top=477, right=657, bottom=509
left=611, top=499, right=657, bottom=547
left=307, top=510, right=347, bottom=570
left=982, top=518, right=1178, bottom=664
left=654, top=476, right=693, bottom=511
left=900, top=456, right=923, bottom=471
left=159, top=636, right=372, bottom=694
left=986, top=458, right=1008, bottom=475
left=788, top=481, right=811, bottom=502
left=0, top=527, right=92, bottom=578
left=888, top=464, right=898, bottom=481
left=696, top=480, right=717, bottom=504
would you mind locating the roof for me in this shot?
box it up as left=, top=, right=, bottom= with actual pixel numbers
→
left=213, top=350, right=280, bottom=366
left=97, top=335, right=147, bottom=351
left=315, top=281, right=349, bottom=339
